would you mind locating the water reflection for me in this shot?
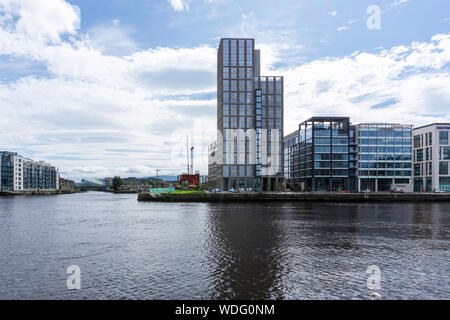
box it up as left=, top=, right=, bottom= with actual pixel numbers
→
left=0, top=193, right=449, bottom=299
left=204, top=203, right=287, bottom=299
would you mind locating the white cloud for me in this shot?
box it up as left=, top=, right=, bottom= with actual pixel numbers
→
left=337, top=26, right=349, bottom=32
left=87, top=24, right=138, bottom=57
left=168, top=0, right=190, bottom=11
left=278, top=33, right=450, bottom=134
left=0, top=0, right=80, bottom=43
left=329, top=11, right=338, bottom=17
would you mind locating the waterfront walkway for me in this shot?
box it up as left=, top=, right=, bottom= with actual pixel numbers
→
left=138, top=192, right=450, bottom=203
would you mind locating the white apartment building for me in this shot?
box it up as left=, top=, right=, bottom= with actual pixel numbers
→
left=412, top=123, right=450, bottom=192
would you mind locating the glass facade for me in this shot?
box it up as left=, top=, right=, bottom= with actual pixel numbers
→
left=0, top=151, right=15, bottom=191
left=284, top=117, right=356, bottom=192
left=357, top=124, right=412, bottom=192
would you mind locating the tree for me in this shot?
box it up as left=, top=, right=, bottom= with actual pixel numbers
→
left=112, top=176, right=123, bottom=192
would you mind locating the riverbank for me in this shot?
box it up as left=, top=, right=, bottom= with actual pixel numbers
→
left=138, top=192, right=450, bottom=203
left=0, top=190, right=81, bottom=196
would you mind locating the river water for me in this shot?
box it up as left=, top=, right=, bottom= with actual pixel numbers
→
left=0, top=191, right=449, bottom=300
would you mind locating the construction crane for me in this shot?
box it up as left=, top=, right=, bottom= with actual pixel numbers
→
left=190, top=146, right=194, bottom=174
left=186, top=135, right=190, bottom=174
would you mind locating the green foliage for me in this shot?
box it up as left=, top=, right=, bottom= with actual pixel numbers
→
left=112, top=176, right=123, bottom=192
left=170, top=190, right=205, bottom=194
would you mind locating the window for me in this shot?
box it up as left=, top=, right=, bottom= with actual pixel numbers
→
left=439, top=162, right=448, bottom=175
left=223, top=104, right=229, bottom=115
left=417, top=149, right=423, bottom=162
left=223, top=67, right=229, bottom=79
left=239, top=80, right=245, bottom=91
left=246, top=80, right=253, bottom=91
left=223, top=117, right=229, bottom=128
left=223, top=80, right=229, bottom=91
left=443, top=146, right=450, bottom=160
left=239, top=68, right=245, bottom=79
left=440, top=177, right=450, bottom=191
left=239, top=166, right=245, bottom=177
left=247, top=68, right=252, bottom=79
left=239, top=117, right=245, bottom=128
left=223, top=165, right=229, bottom=177
left=439, top=131, right=448, bottom=145
left=414, top=164, right=420, bottom=176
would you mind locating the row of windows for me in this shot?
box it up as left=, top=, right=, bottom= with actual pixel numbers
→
left=222, top=40, right=253, bottom=67
left=359, top=147, right=412, bottom=153
left=359, top=162, right=412, bottom=169
left=256, top=107, right=282, bottom=117
left=258, top=77, right=283, bottom=94
left=414, top=131, right=449, bottom=148
left=314, top=161, right=349, bottom=169
left=359, top=155, right=412, bottom=161
left=255, top=94, right=283, bottom=106
left=223, top=117, right=253, bottom=129
left=224, top=105, right=253, bottom=116
left=358, top=170, right=412, bottom=177
left=314, top=169, right=349, bottom=176
left=223, top=165, right=253, bottom=177
left=223, top=92, right=252, bottom=104
left=223, top=67, right=253, bottom=80
left=315, top=146, right=349, bottom=153
left=257, top=119, right=282, bottom=129
left=223, top=80, right=254, bottom=91
left=314, top=138, right=349, bottom=145
left=358, top=130, right=411, bottom=138
left=358, top=139, right=412, bottom=145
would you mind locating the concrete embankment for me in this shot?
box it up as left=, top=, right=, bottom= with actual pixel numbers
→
left=137, top=192, right=450, bottom=203
left=0, top=190, right=80, bottom=196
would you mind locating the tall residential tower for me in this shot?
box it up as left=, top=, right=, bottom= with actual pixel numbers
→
left=208, top=38, right=284, bottom=191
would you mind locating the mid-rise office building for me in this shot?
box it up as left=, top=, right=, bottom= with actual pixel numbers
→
left=208, top=38, right=284, bottom=191
left=356, top=124, right=413, bottom=192
left=284, top=117, right=357, bottom=191
left=0, top=151, right=59, bottom=191
left=412, top=123, right=450, bottom=192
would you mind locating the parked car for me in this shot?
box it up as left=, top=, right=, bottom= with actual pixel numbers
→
left=391, top=189, right=405, bottom=193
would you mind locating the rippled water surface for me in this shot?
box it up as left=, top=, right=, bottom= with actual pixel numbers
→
left=0, top=191, right=449, bottom=299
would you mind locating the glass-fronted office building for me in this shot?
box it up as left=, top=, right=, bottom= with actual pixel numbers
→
left=284, top=117, right=357, bottom=191
left=356, top=124, right=413, bottom=192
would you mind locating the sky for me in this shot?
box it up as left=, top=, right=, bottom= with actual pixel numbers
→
left=0, top=0, right=449, bottom=181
